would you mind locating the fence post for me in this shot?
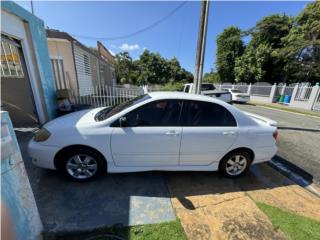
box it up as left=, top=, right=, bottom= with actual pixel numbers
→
left=309, top=83, right=320, bottom=110
left=269, top=83, right=277, bottom=103
left=231, top=84, right=235, bottom=89
left=281, top=83, right=286, bottom=96
left=289, top=84, right=299, bottom=107
left=247, top=83, right=252, bottom=95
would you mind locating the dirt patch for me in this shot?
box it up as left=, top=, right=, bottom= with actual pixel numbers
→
left=167, top=171, right=287, bottom=240
left=174, top=196, right=286, bottom=240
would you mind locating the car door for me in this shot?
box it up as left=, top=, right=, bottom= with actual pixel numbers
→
left=179, top=100, right=238, bottom=165
left=111, top=99, right=183, bottom=166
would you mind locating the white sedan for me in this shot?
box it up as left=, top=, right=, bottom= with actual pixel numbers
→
left=28, top=92, right=278, bottom=182
left=223, top=88, right=250, bottom=103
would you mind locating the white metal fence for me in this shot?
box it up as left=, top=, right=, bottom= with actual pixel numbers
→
left=294, top=85, right=313, bottom=101
left=71, top=85, right=143, bottom=108
left=68, top=83, right=319, bottom=111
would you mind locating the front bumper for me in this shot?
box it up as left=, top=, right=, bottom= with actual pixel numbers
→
left=28, top=139, right=61, bottom=170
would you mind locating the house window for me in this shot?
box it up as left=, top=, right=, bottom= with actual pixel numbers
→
left=1, top=41, right=24, bottom=78
left=51, top=58, right=68, bottom=89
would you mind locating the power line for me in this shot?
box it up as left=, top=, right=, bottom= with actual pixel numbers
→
left=70, top=1, right=187, bottom=41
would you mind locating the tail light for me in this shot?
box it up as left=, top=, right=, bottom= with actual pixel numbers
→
left=273, top=130, right=278, bottom=140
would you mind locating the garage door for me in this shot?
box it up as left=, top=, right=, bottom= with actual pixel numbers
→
left=1, top=35, right=38, bottom=127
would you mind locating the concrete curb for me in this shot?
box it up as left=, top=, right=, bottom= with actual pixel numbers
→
left=268, top=160, right=320, bottom=198
left=257, top=105, right=320, bottom=120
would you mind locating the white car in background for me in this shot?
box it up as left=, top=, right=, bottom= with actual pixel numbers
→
left=223, top=88, right=250, bottom=103
left=28, top=92, right=277, bottom=182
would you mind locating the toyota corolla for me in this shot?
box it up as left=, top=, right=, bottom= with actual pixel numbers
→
left=28, top=92, right=278, bottom=181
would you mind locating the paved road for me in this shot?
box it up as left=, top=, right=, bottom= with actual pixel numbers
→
left=235, top=103, right=320, bottom=183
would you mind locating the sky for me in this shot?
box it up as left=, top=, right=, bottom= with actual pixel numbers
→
left=16, top=1, right=309, bottom=74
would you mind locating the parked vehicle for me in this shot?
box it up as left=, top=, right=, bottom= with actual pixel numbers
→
left=222, top=88, right=250, bottom=103
left=183, top=83, right=232, bottom=103
left=28, top=92, right=278, bottom=182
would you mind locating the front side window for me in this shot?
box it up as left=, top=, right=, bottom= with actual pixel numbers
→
left=124, top=99, right=182, bottom=127
left=181, top=100, right=237, bottom=127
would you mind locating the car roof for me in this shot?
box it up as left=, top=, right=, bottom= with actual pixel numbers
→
left=147, top=91, right=223, bottom=103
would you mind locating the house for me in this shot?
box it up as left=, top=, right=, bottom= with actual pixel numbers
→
left=1, top=1, right=56, bottom=127
left=46, top=29, right=116, bottom=96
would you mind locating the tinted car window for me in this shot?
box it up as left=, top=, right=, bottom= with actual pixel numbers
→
left=184, top=85, right=190, bottom=93
left=201, top=84, right=215, bottom=91
left=181, top=100, right=237, bottom=127
left=123, top=100, right=182, bottom=127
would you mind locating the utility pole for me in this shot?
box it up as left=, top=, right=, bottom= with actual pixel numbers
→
left=192, top=0, right=210, bottom=94
left=30, top=0, right=34, bottom=14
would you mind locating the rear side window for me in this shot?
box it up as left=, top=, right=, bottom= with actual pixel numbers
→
left=181, top=100, right=237, bottom=127
left=124, top=99, right=183, bottom=127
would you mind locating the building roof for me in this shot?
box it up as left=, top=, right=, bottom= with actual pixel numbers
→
left=46, top=29, right=114, bottom=66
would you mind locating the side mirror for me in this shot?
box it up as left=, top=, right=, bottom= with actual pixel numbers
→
left=119, top=116, right=127, bottom=127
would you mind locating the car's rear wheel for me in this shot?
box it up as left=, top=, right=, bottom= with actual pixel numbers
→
left=219, top=150, right=252, bottom=178
left=59, top=148, right=104, bottom=182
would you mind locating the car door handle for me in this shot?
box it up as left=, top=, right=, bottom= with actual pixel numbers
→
left=165, top=130, right=180, bottom=136
left=222, top=131, right=236, bottom=136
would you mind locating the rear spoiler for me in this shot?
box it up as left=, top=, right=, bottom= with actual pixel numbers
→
left=243, top=111, right=278, bottom=127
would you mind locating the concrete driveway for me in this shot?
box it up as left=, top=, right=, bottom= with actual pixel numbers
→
left=16, top=118, right=320, bottom=239
left=234, top=103, right=320, bottom=183
left=16, top=131, right=176, bottom=232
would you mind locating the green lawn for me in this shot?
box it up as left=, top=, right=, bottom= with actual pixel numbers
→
left=49, top=220, right=187, bottom=240
left=250, top=101, right=320, bottom=118
left=257, top=203, right=320, bottom=240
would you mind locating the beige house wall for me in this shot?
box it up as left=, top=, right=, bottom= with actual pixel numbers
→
left=47, top=39, right=78, bottom=89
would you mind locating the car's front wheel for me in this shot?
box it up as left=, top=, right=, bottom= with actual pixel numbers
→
left=219, top=150, right=252, bottom=178
left=59, top=148, right=104, bottom=182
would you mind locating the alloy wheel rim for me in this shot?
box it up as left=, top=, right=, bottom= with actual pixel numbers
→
left=225, top=155, right=247, bottom=176
left=66, top=154, right=98, bottom=179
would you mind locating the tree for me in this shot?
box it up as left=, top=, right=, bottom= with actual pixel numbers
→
left=114, top=50, right=193, bottom=85
left=216, top=26, right=244, bottom=82
left=281, top=1, right=320, bottom=84
left=202, top=70, right=220, bottom=83
left=234, top=14, right=293, bottom=83
left=114, top=52, right=138, bottom=84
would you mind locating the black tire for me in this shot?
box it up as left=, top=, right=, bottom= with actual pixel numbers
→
left=58, top=148, right=105, bottom=182
left=219, top=150, right=252, bottom=178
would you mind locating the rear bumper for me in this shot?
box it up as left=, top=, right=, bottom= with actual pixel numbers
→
left=233, top=96, right=250, bottom=102
left=28, top=139, right=60, bottom=170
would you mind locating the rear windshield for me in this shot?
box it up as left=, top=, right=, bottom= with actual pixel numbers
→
left=201, top=84, right=215, bottom=91
left=231, top=89, right=241, bottom=93
left=94, top=94, right=151, bottom=121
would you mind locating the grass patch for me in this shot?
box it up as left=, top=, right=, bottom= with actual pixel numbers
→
left=251, top=102, right=320, bottom=117
left=257, top=202, right=320, bottom=240
left=47, top=220, right=187, bottom=240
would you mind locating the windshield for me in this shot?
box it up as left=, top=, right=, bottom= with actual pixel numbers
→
left=94, top=94, right=151, bottom=121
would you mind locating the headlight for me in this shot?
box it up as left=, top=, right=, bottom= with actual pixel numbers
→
left=34, top=128, right=51, bottom=142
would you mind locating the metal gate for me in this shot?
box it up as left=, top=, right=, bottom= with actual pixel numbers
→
left=1, top=35, right=38, bottom=127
